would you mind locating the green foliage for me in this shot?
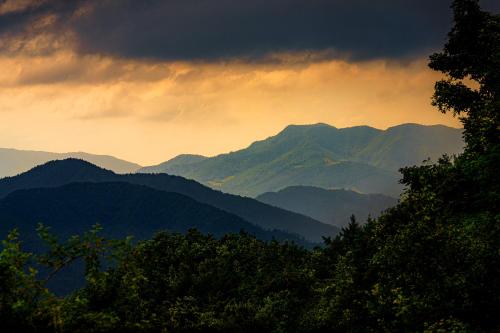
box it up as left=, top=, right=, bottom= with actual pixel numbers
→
left=140, top=123, right=463, bottom=197
left=0, top=224, right=131, bottom=332
left=0, top=229, right=48, bottom=331
left=429, top=0, right=499, bottom=154
left=53, top=230, right=312, bottom=332
left=1, top=1, right=498, bottom=332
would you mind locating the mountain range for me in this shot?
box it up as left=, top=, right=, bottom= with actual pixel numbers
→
left=256, top=186, right=397, bottom=228
left=0, top=159, right=337, bottom=242
left=0, top=123, right=463, bottom=243
left=0, top=180, right=311, bottom=294
left=0, top=148, right=141, bottom=177
left=139, top=123, right=463, bottom=197
left=0, top=181, right=304, bottom=246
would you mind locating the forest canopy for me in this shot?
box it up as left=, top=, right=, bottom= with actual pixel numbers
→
left=1, top=0, right=499, bottom=332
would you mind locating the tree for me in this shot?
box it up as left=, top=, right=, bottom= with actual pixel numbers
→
left=1, top=1, right=499, bottom=332
left=0, top=224, right=130, bottom=333
left=429, top=0, right=499, bottom=154
left=365, top=1, right=500, bottom=330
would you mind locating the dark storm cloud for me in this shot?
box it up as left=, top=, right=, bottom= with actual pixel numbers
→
left=1, top=0, right=499, bottom=61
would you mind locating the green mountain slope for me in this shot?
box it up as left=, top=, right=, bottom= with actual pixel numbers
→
left=353, top=124, right=465, bottom=170
left=140, top=154, right=207, bottom=174
left=139, top=123, right=463, bottom=197
left=0, top=148, right=141, bottom=177
left=257, top=186, right=397, bottom=228
left=0, top=159, right=337, bottom=242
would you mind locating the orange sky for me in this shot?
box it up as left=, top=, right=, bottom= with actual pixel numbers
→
left=0, top=51, right=460, bottom=165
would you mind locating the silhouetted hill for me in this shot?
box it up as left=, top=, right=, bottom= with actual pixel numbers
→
left=0, top=148, right=141, bottom=177
left=0, top=159, right=338, bottom=242
left=257, top=186, right=397, bottom=228
left=0, top=182, right=301, bottom=242
left=0, top=182, right=307, bottom=294
left=0, top=159, right=120, bottom=198
left=140, top=123, right=463, bottom=197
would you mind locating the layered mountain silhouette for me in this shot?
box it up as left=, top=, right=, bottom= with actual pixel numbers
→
left=0, top=148, right=141, bottom=177
left=257, top=186, right=397, bottom=228
left=0, top=159, right=337, bottom=242
left=0, top=182, right=302, bottom=243
left=140, top=123, right=463, bottom=197
left=0, top=181, right=309, bottom=294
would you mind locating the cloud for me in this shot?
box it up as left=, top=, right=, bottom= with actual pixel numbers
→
left=1, top=0, right=498, bottom=62
left=1, top=52, right=175, bottom=86
left=0, top=0, right=45, bottom=15
left=0, top=53, right=456, bottom=124
left=0, top=56, right=461, bottom=164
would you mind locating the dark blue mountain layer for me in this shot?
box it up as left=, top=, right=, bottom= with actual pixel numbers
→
left=0, top=159, right=338, bottom=242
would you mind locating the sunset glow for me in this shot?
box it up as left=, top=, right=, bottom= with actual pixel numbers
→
left=0, top=52, right=459, bottom=164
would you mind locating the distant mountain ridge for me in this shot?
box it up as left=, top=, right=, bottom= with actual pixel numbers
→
left=0, top=181, right=308, bottom=294
left=0, top=148, right=141, bottom=177
left=0, top=159, right=337, bottom=242
left=257, top=186, right=398, bottom=228
left=0, top=181, right=300, bottom=243
left=140, top=123, right=463, bottom=197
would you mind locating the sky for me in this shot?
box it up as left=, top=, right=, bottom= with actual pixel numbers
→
left=0, top=0, right=498, bottom=165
